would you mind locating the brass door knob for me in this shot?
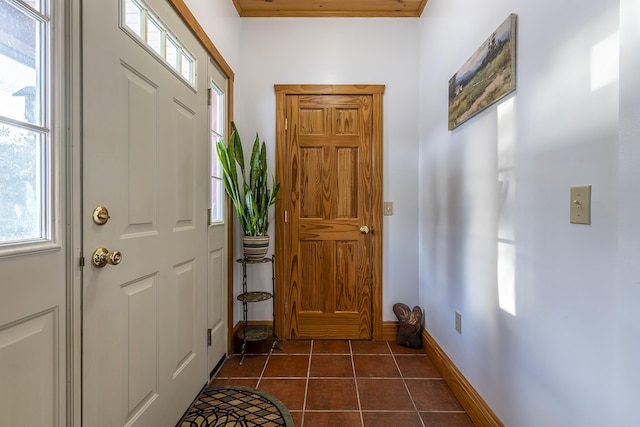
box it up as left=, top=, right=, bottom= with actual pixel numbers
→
left=359, top=225, right=370, bottom=235
left=92, top=247, right=122, bottom=268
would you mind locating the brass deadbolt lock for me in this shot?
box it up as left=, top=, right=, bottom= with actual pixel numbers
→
left=92, top=206, right=111, bottom=225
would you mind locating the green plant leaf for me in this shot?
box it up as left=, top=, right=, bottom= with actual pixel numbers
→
left=231, top=121, right=245, bottom=173
left=216, top=121, right=280, bottom=236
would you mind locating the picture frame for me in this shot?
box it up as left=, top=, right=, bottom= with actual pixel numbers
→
left=448, top=14, right=517, bottom=130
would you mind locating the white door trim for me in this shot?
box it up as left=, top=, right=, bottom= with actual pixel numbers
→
left=68, top=0, right=82, bottom=423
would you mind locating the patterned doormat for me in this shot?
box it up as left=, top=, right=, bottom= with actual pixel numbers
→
left=178, top=386, right=294, bottom=427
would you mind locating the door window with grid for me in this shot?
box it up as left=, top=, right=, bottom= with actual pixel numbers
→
left=0, top=0, right=51, bottom=246
left=209, top=78, right=225, bottom=224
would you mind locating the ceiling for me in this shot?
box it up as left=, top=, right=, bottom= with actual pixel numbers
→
left=231, top=0, right=429, bottom=18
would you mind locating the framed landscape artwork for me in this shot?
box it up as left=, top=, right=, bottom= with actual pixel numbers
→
left=448, top=14, right=517, bottom=130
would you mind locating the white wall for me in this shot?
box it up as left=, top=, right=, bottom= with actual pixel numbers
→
left=227, top=18, right=421, bottom=322
left=183, top=0, right=242, bottom=71
left=617, top=0, right=640, bottom=424
left=419, top=0, right=628, bottom=425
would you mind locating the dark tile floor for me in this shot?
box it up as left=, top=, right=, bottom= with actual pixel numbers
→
left=209, top=339, right=475, bottom=427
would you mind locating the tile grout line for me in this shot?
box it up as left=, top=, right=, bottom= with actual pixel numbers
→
left=349, top=340, right=365, bottom=427
left=300, top=340, right=313, bottom=427
left=256, top=343, right=279, bottom=388
left=388, top=341, right=427, bottom=427
left=303, top=409, right=419, bottom=413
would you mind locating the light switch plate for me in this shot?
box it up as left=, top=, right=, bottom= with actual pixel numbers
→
left=570, top=185, right=591, bottom=224
left=455, top=311, right=462, bottom=334
left=383, top=202, right=393, bottom=216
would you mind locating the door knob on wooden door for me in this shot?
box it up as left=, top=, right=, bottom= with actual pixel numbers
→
left=359, top=225, right=370, bottom=235
left=92, top=247, right=122, bottom=268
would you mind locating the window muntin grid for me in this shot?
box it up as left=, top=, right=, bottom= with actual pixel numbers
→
left=0, top=0, right=51, bottom=246
left=122, top=0, right=196, bottom=87
left=209, top=82, right=224, bottom=224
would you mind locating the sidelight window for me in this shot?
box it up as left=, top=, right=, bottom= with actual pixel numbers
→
left=209, top=81, right=225, bottom=224
left=0, top=0, right=51, bottom=245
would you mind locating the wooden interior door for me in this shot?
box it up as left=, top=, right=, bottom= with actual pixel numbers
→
left=275, top=85, right=384, bottom=340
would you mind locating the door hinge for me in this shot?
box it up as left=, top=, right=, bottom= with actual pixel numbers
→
left=207, top=88, right=212, bottom=106
left=207, top=328, right=212, bottom=346
left=284, top=210, right=288, bottom=223
left=284, top=118, right=287, bottom=131
left=207, top=208, right=212, bottom=226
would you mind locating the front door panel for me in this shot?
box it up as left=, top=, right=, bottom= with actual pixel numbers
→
left=82, top=1, right=208, bottom=425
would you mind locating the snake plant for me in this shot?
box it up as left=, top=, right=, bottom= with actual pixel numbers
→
left=216, top=122, right=279, bottom=236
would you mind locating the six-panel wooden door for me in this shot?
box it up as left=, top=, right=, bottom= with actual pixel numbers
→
left=276, top=86, right=384, bottom=340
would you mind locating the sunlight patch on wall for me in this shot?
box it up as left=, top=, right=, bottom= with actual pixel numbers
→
left=590, top=32, right=619, bottom=92
left=497, top=240, right=516, bottom=315
left=497, top=97, right=517, bottom=316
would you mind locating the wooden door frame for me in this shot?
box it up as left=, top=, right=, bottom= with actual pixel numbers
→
left=274, top=84, right=385, bottom=341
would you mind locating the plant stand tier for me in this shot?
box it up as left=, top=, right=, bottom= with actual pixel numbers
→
left=236, top=291, right=272, bottom=302
left=236, top=255, right=280, bottom=365
left=237, top=325, right=274, bottom=341
left=236, top=256, right=274, bottom=264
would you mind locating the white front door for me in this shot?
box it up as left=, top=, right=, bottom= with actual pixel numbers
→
left=207, top=61, right=229, bottom=375
left=82, top=0, right=209, bottom=425
left=0, top=0, right=68, bottom=425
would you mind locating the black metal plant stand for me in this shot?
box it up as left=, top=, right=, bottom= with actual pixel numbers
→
left=236, top=255, right=280, bottom=364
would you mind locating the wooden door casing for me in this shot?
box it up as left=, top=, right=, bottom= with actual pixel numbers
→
left=275, top=85, right=384, bottom=340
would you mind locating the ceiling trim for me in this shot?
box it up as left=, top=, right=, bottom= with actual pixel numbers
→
left=232, top=0, right=428, bottom=18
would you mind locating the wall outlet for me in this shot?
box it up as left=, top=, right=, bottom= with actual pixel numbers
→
left=455, top=311, right=462, bottom=334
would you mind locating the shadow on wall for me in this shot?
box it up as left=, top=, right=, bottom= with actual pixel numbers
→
left=444, top=137, right=467, bottom=306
